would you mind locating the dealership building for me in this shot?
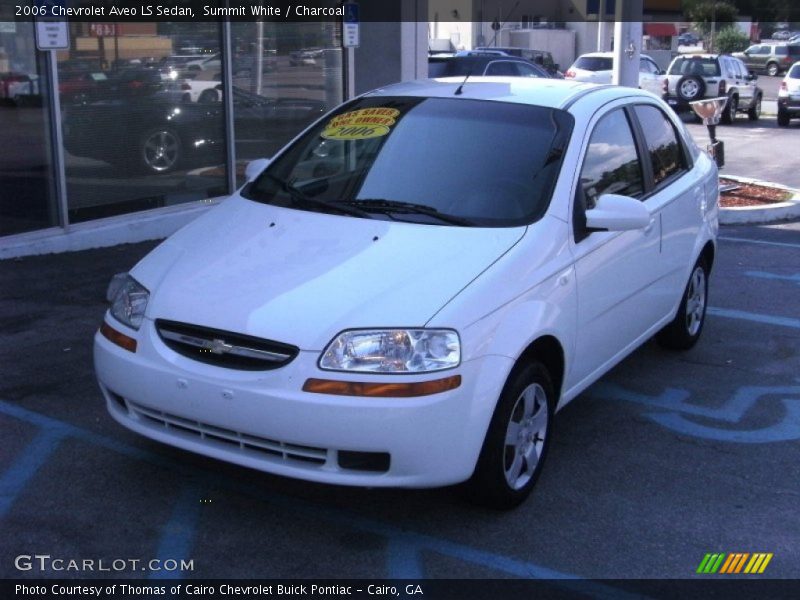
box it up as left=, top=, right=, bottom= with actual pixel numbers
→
left=0, top=13, right=427, bottom=258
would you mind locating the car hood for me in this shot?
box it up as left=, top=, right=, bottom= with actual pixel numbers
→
left=132, top=196, right=525, bottom=350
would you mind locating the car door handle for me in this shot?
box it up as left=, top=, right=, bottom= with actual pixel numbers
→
left=644, top=217, right=656, bottom=234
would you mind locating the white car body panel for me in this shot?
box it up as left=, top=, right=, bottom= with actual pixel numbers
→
left=95, top=78, right=719, bottom=488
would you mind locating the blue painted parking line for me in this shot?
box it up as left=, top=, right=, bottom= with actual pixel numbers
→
left=387, top=537, right=425, bottom=579
left=744, top=270, right=800, bottom=285
left=719, top=236, right=800, bottom=250
left=708, top=307, right=800, bottom=330
left=0, top=399, right=651, bottom=598
left=0, top=427, right=66, bottom=519
left=150, top=482, right=203, bottom=581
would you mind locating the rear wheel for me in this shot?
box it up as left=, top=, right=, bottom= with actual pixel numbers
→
left=766, top=62, right=779, bottom=77
left=138, top=128, right=182, bottom=174
left=657, top=257, right=709, bottom=350
left=465, top=361, right=555, bottom=510
left=747, top=95, right=761, bottom=121
left=777, top=109, right=790, bottom=127
left=676, top=75, right=705, bottom=102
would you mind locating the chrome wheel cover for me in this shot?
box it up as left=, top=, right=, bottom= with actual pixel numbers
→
left=503, top=383, right=549, bottom=490
left=685, top=265, right=707, bottom=336
left=143, top=130, right=179, bottom=172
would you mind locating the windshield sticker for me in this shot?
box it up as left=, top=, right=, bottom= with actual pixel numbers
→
left=321, top=108, right=401, bottom=140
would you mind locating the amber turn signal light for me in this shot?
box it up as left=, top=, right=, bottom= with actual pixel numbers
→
left=303, top=375, right=461, bottom=397
left=100, top=321, right=137, bottom=353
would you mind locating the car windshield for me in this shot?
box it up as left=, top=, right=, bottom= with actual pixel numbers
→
left=790, top=64, right=800, bottom=78
left=668, top=57, right=721, bottom=76
left=242, top=95, right=573, bottom=227
left=573, top=56, right=613, bottom=71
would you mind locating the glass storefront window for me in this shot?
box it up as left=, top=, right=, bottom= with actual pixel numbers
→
left=59, top=22, right=227, bottom=223
left=230, top=22, right=343, bottom=185
left=0, top=20, right=58, bottom=236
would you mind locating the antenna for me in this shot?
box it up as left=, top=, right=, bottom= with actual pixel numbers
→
left=454, top=71, right=471, bottom=95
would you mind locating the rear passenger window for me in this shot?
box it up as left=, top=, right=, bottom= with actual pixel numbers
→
left=579, top=109, right=644, bottom=208
left=633, top=105, right=687, bottom=187
left=485, top=61, right=517, bottom=76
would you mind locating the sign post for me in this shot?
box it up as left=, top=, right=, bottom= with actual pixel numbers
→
left=343, top=2, right=359, bottom=48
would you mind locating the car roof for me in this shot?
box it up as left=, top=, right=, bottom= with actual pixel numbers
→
left=577, top=51, right=655, bottom=59
left=367, top=77, right=654, bottom=111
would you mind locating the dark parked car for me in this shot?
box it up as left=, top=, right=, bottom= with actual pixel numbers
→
left=428, top=54, right=551, bottom=79
left=473, top=46, right=561, bottom=76
left=63, top=87, right=326, bottom=174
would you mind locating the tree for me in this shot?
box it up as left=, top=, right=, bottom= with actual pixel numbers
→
left=685, top=1, right=739, bottom=37
left=715, top=26, right=751, bottom=53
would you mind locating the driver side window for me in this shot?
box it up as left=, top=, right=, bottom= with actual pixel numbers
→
left=579, top=109, right=644, bottom=210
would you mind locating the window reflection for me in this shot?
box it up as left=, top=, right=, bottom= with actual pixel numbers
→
left=230, top=22, right=343, bottom=185
left=580, top=109, right=644, bottom=207
left=59, top=22, right=227, bottom=223
left=0, top=20, right=57, bottom=236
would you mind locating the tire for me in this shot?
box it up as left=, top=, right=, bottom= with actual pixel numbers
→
left=777, top=109, right=790, bottom=127
left=138, top=128, right=182, bottom=174
left=766, top=62, right=779, bottom=77
left=721, top=94, right=737, bottom=124
left=657, top=257, right=709, bottom=350
left=198, top=89, right=219, bottom=104
left=747, top=95, right=761, bottom=121
left=465, top=361, right=555, bottom=510
left=676, top=75, right=705, bottom=102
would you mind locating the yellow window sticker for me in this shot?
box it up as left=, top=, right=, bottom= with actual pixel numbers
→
left=321, top=108, right=401, bottom=140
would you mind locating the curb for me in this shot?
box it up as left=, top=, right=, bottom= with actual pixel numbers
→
left=719, top=175, right=800, bottom=225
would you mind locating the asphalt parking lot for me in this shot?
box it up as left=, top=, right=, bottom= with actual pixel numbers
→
left=1, top=217, right=799, bottom=591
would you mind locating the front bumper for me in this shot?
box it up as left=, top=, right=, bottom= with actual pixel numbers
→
left=94, top=316, right=514, bottom=488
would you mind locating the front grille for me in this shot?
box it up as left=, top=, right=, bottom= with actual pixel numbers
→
left=155, top=319, right=298, bottom=371
left=128, top=401, right=328, bottom=466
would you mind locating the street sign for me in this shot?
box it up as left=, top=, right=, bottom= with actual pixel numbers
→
left=35, top=20, right=69, bottom=51
left=343, top=2, right=359, bottom=48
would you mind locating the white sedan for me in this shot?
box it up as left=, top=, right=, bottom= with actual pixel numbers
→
left=565, top=51, right=666, bottom=95
left=95, top=78, right=718, bottom=509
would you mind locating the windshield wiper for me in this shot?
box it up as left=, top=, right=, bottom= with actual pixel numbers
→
left=257, top=173, right=372, bottom=219
left=335, top=199, right=474, bottom=226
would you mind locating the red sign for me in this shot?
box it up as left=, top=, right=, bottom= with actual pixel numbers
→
left=88, top=23, right=118, bottom=37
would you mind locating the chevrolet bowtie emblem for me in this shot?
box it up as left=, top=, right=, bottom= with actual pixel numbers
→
left=207, top=338, right=233, bottom=355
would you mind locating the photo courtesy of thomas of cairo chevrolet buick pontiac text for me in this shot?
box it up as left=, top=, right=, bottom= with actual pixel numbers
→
left=95, top=77, right=719, bottom=509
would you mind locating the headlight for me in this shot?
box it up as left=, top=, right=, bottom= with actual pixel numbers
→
left=108, top=274, right=149, bottom=330
left=320, top=329, right=460, bottom=373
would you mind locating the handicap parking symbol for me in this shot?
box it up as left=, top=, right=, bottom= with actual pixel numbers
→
left=589, top=382, right=800, bottom=443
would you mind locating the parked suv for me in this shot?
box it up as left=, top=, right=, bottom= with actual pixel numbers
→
left=778, top=61, right=800, bottom=126
left=734, top=44, right=800, bottom=77
left=663, top=54, right=762, bottom=124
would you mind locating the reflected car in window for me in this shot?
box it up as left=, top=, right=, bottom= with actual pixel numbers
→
left=63, top=87, right=326, bottom=174
left=95, top=78, right=718, bottom=509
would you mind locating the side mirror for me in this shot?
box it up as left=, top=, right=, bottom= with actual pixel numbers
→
left=245, top=158, right=271, bottom=182
left=585, top=194, right=651, bottom=231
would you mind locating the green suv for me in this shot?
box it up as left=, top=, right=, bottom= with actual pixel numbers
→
left=734, top=44, right=800, bottom=77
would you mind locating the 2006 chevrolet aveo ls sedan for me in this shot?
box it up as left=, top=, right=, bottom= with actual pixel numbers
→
left=95, top=78, right=718, bottom=509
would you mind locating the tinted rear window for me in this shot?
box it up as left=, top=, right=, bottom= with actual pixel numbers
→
left=574, top=56, right=613, bottom=71
left=790, top=64, right=800, bottom=78
left=668, top=57, right=721, bottom=77
left=788, top=46, right=800, bottom=56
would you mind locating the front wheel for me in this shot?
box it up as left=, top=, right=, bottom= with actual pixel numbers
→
left=721, top=95, right=737, bottom=124
left=657, top=258, right=709, bottom=350
left=138, top=128, right=182, bottom=174
left=747, top=95, right=761, bottom=121
left=777, top=109, right=790, bottom=127
left=465, top=362, right=555, bottom=510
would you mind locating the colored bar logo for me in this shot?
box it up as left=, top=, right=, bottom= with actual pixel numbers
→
left=697, top=553, right=773, bottom=574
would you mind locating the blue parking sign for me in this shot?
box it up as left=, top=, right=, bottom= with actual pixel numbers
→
left=344, top=2, right=359, bottom=24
